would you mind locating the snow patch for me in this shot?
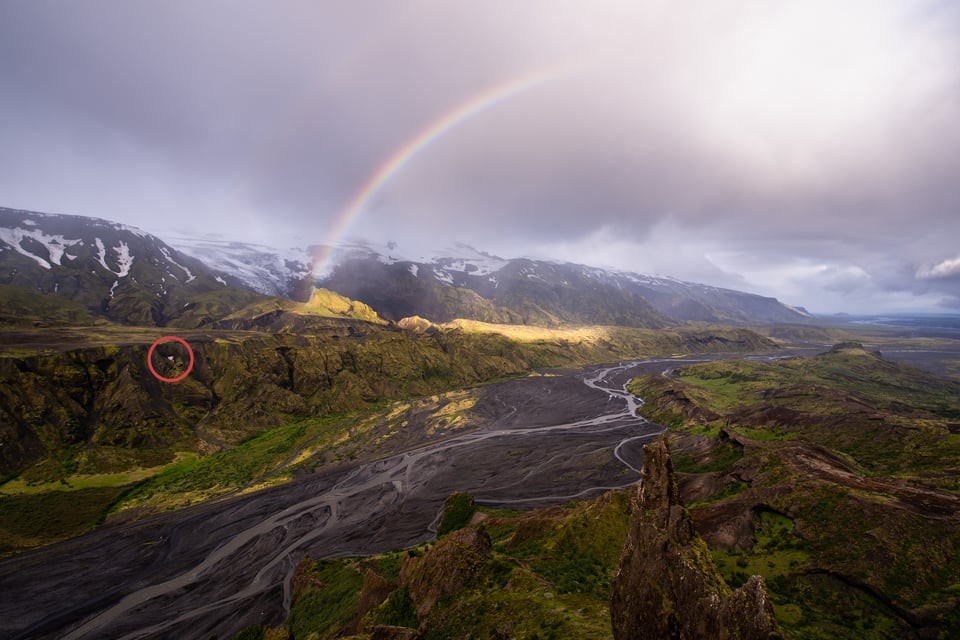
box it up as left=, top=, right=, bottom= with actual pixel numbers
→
left=109, top=280, right=119, bottom=298
left=433, top=269, right=453, bottom=285
left=408, top=264, right=419, bottom=277
left=164, top=235, right=311, bottom=295
left=113, top=241, right=133, bottom=277
left=215, top=275, right=227, bottom=286
left=0, top=226, right=82, bottom=269
left=339, top=240, right=508, bottom=276
left=160, top=247, right=196, bottom=283
left=94, top=238, right=135, bottom=277
left=94, top=238, right=109, bottom=272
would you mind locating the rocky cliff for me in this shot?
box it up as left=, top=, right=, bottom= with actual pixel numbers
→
left=610, top=438, right=781, bottom=640
left=400, top=525, right=493, bottom=621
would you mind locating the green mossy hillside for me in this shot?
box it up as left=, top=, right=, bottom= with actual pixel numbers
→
left=0, top=285, right=96, bottom=327
left=660, top=344, right=960, bottom=481
left=627, top=344, right=960, bottom=638
left=238, top=490, right=632, bottom=640
left=0, top=315, right=773, bottom=555
left=1, top=321, right=774, bottom=488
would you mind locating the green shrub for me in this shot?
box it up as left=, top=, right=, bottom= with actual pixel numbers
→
left=368, top=586, right=418, bottom=629
left=437, top=492, right=476, bottom=535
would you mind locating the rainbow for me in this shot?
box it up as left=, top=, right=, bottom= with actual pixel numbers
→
left=310, top=67, right=569, bottom=280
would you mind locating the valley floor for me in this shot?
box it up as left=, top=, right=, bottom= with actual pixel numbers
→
left=2, top=345, right=957, bottom=639
left=0, top=356, right=685, bottom=640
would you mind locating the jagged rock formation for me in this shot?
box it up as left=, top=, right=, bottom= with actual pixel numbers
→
left=610, top=438, right=781, bottom=640
left=358, top=568, right=397, bottom=622
left=399, top=525, right=493, bottom=620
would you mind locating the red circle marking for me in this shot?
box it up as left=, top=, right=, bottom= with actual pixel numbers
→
left=147, top=336, right=195, bottom=383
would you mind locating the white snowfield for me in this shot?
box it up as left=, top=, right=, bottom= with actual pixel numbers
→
left=162, top=234, right=311, bottom=295
left=159, top=247, right=196, bottom=283
left=0, top=226, right=83, bottom=269
left=94, top=238, right=135, bottom=277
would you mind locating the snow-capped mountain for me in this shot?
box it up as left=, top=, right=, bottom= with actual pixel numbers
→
left=166, top=232, right=811, bottom=326
left=159, top=233, right=315, bottom=299
left=163, top=235, right=513, bottom=300
left=0, top=207, right=247, bottom=324
left=3, top=207, right=812, bottom=327
left=319, top=247, right=813, bottom=327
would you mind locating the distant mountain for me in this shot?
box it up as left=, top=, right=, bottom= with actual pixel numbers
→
left=320, top=246, right=672, bottom=328
left=316, top=242, right=812, bottom=327
left=2, top=208, right=812, bottom=328
left=170, top=237, right=811, bottom=327
left=0, top=207, right=248, bottom=325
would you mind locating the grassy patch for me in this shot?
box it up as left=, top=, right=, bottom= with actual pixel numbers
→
left=734, top=425, right=799, bottom=441
left=114, top=415, right=347, bottom=511
left=678, top=348, right=960, bottom=417
left=640, top=348, right=960, bottom=484
left=517, top=493, right=632, bottom=599
left=712, top=511, right=810, bottom=589
left=672, top=442, right=743, bottom=473
left=685, top=422, right=724, bottom=437
left=366, top=586, right=418, bottom=629
left=0, top=284, right=95, bottom=326
left=437, top=492, right=476, bottom=536
left=287, top=558, right=364, bottom=639
left=285, top=493, right=632, bottom=639
left=765, top=573, right=909, bottom=639
left=0, top=485, right=129, bottom=555
left=0, top=452, right=193, bottom=495
left=675, top=373, right=751, bottom=411
left=688, top=480, right=750, bottom=507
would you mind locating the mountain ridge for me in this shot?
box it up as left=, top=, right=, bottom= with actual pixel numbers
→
left=0, top=207, right=249, bottom=325
left=161, top=227, right=812, bottom=327
left=2, top=207, right=814, bottom=328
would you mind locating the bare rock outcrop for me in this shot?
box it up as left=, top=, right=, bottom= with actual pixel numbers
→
left=399, top=525, right=492, bottom=620
left=610, top=438, right=782, bottom=640
left=358, top=568, right=397, bottom=622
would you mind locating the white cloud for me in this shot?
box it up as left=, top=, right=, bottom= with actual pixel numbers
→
left=917, top=256, right=960, bottom=279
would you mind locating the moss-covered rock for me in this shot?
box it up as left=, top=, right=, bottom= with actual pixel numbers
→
left=400, top=526, right=493, bottom=620
left=610, top=438, right=781, bottom=639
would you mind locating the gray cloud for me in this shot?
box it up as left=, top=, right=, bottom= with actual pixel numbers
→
left=1, top=1, right=959, bottom=313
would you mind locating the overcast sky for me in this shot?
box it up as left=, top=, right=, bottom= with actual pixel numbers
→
left=2, top=1, right=959, bottom=313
